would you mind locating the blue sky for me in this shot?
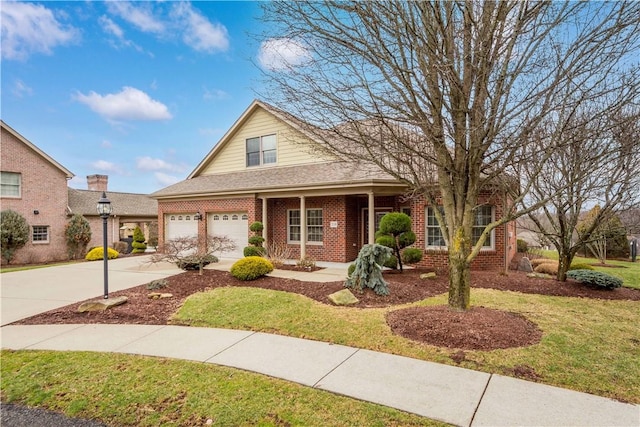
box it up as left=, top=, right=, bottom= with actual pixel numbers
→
left=1, top=1, right=305, bottom=194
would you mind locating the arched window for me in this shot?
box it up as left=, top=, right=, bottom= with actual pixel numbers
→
left=213, top=215, right=220, bottom=220
left=222, top=215, right=229, bottom=220
left=232, top=214, right=238, bottom=220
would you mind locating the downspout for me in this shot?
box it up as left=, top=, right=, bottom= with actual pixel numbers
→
left=504, top=190, right=509, bottom=275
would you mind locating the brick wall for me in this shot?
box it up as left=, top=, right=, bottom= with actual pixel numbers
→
left=1, top=127, right=70, bottom=264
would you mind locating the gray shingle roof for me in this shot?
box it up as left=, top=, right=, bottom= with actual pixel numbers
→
left=151, top=161, right=406, bottom=199
left=68, top=188, right=157, bottom=217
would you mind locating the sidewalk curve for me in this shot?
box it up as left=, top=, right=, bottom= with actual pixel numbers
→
left=2, top=324, right=638, bottom=427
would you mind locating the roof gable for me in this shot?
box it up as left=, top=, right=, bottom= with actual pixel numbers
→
left=1, top=120, right=74, bottom=179
left=189, top=100, right=330, bottom=178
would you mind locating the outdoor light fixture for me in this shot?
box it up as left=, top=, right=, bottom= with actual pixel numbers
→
left=194, top=212, right=203, bottom=221
left=96, top=192, right=112, bottom=299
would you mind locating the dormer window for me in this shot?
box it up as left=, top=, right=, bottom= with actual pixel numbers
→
left=246, top=134, right=276, bottom=167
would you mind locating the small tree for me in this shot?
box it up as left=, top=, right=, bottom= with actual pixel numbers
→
left=1, top=210, right=30, bottom=264
left=375, top=213, right=416, bottom=272
left=244, top=221, right=265, bottom=256
left=345, top=244, right=392, bottom=295
left=65, top=213, right=92, bottom=260
left=131, top=225, right=147, bottom=254
left=149, top=235, right=237, bottom=275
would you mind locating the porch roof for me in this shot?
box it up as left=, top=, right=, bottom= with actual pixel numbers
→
left=151, top=161, right=408, bottom=200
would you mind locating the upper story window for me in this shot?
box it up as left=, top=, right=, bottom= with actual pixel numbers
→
left=32, top=225, right=49, bottom=243
left=246, top=134, right=276, bottom=167
left=1, top=172, right=21, bottom=198
left=426, top=205, right=494, bottom=249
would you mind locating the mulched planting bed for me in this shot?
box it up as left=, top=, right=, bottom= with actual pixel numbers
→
left=13, top=267, right=639, bottom=351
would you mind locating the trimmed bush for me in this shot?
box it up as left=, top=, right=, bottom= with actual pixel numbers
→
left=65, top=214, right=92, bottom=260
left=567, top=269, right=623, bottom=289
left=517, top=239, right=528, bottom=253
left=85, top=247, right=119, bottom=261
left=131, top=226, right=147, bottom=254
left=243, top=246, right=266, bottom=257
left=176, top=254, right=218, bottom=271
left=383, top=255, right=398, bottom=269
left=248, top=235, right=265, bottom=246
left=375, top=234, right=395, bottom=248
left=230, top=256, right=274, bottom=281
left=402, top=248, right=423, bottom=265
left=249, top=222, right=264, bottom=233
left=1, top=209, right=30, bottom=264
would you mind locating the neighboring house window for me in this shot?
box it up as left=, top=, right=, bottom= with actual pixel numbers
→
left=246, top=134, right=276, bottom=167
left=32, top=226, right=49, bottom=243
left=1, top=172, right=21, bottom=198
left=288, top=209, right=323, bottom=243
left=425, top=205, right=495, bottom=248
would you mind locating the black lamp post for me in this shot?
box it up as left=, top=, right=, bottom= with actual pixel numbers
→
left=97, top=192, right=112, bottom=299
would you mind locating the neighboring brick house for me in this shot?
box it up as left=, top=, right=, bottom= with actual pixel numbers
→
left=0, top=121, right=157, bottom=264
left=151, top=100, right=517, bottom=270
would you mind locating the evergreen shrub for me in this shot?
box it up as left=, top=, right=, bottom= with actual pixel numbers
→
left=243, top=246, right=266, bottom=257
left=230, top=256, right=274, bottom=280
left=176, top=254, right=218, bottom=271
left=85, top=247, right=119, bottom=261
left=131, top=226, right=147, bottom=253
left=566, top=269, right=623, bottom=289
left=402, top=248, right=423, bottom=265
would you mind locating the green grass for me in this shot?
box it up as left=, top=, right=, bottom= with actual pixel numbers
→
left=1, top=351, right=444, bottom=427
left=536, top=249, right=640, bottom=289
left=0, top=261, right=75, bottom=273
left=173, top=286, right=640, bottom=403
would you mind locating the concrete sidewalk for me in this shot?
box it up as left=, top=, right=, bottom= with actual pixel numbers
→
left=1, top=257, right=639, bottom=426
left=1, top=323, right=638, bottom=426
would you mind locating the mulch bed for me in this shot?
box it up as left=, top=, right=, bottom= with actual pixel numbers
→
left=13, top=267, right=639, bottom=353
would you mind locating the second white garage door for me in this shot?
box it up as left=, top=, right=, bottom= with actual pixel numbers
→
left=208, top=212, right=248, bottom=258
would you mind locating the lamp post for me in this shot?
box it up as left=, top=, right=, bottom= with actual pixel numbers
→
left=97, top=192, right=112, bottom=299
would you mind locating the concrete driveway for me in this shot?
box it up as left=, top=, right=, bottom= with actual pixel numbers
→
left=0, top=255, right=181, bottom=326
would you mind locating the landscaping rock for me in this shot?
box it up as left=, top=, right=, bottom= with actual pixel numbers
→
left=518, top=257, right=534, bottom=273
left=526, top=272, right=553, bottom=279
left=328, top=289, right=359, bottom=305
left=420, top=272, right=437, bottom=280
left=77, top=296, right=128, bottom=312
left=147, top=293, right=173, bottom=299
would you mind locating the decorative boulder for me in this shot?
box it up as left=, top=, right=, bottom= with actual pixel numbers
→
left=518, top=257, right=534, bottom=273
left=78, top=296, right=128, bottom=312
left=420, top=272, right=437, bottom=280
left=328, top=289, right=359, bottom=306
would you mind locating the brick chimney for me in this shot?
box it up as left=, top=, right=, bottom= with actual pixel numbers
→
left=87, top=174, right=108, bottom=192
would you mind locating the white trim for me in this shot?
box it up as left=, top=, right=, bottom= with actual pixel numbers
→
left=424, top=205, right=496, bottom=250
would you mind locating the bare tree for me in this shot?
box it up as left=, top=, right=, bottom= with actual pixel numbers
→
left=258, top=1, right=640, bottom=310
left=148, top=235, right=237, bottom=275
left=524, top=112, right=640, bottom=279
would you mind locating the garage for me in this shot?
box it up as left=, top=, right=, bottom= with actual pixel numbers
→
left=165, top=214, right=198, bottom=241
left=208, top=212, right=248, bottom=258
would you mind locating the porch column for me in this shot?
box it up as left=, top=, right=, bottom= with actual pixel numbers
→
left=368, top=191, right=375, bottom=244
left=300, top=196, right=307, bottom=259
left=261, top=197, right=268, bottom=247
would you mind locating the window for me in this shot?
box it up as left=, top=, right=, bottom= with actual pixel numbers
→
left=288, top=209, right=323, bottom=243
left=426, top=207, right=446, bottom=247
left=246, top=134, right=276, bottom=167
left=472, top=205, right=493, bottom=247
left=425, top=206, right=494, bottom=248
left=32, top=226, right=49, bottom=243
left=1, top=172, right=21, bottom=198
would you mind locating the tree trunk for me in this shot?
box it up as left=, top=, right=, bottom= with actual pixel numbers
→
left=557, top=252, right=572, bottom=282
left=448, top=249, right=471, bottom=311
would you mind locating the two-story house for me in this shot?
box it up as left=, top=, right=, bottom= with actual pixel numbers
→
left=1, top=121, right=158, bottom=264
left=151, top=100, right=517, bottom=270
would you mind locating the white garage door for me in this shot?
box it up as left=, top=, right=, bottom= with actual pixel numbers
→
left=165, top=214, right=198, bottom=241
left=208, top=212, right=248, bottom=259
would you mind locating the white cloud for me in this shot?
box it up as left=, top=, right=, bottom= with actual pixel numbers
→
left=106, top=2, right=165, bottom=34
left=257, top=38, right=312, bottom=71
left=13, top=79, right=33, bottom=97
left=202, top=87, right=228, bottom=101
left=99, top=15, right=123, bottom=39
left=136, top=156, right=184, bottom=172
left=172, top=2, right=229, bottom=53
left=154, top=172, right=180, bottom=187
left=101, top=140, right=113, bottom=149
left=74, top=87, right=172, bottom=122
left=1, top=2, right=78, bottom=60
left=91, top=160, right=124, bottom=174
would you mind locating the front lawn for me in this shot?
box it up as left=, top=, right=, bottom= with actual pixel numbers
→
left=173, top=286, right=640, bottom=403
